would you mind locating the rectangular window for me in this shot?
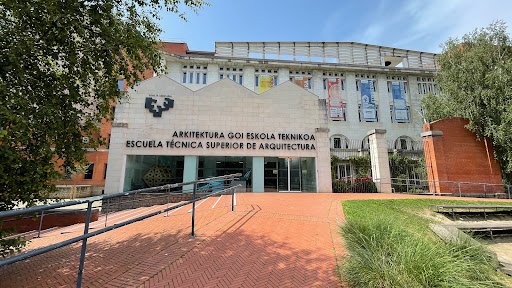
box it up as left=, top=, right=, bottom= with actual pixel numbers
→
left=111, top=106, right=115, bottom=121
left=203, top=73, right=207, bottom=84
left=255, top=76, right=259, bottom=86
left=323, top=79, right=326, bottom=90
left=232, top=75, right=237, bottom=82
left=104, top=164, right=108, bottom=179
left=220, top=74, right=224, bottom=80
left=189, top=72, right=193, bottom=83
left=239, top=75, right=243, bottom=85
left=65, top=167, right=72, bottom=179
left=182, top=72, right=187, bottom=83
left=274, top=77, right=278, bottom=86
left=334, top=138, right=341, bottom=149
left=117, top=79, right=124, bottom=91
left=196, top=72, right=200, bottom=84
left=308, top=78, right=311, bottom=89
left=84, top=163, right=94, bottom=180
left=108, top=134, right=111, bottom=148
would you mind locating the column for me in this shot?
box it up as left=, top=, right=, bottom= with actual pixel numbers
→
left=243, top=66, right=255, bottom=91
left=183, top=156, right=198, bottom=192
left=207, top=63, right=219, bottom=85
left=368, top=129, right=392, bottom=193
left=277, top=68, right=289, bottom=85
left=376, top=74, right=392, bottom=131
left=312, top=70, right=324, bottom=99
left=252, top=157, right=264, bottom=193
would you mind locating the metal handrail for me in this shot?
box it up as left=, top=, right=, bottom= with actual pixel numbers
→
left=0, top=173, right=241, bottom=219
left=373, top=177, right=511, bottom=198
left=0, top=173, right=242, bottom=288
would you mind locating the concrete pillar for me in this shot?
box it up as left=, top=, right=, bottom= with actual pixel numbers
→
left=183, top=156, right=198, bottom=192
left=243, top=66, right=255, bottom=91
left=368, top=129, right=392, bottom=193
left=312, top=70, right=324, bottom=99
left=277, top=68, right=289, bottom=85
left=252, top=157, right=264, bottom=192
left=345, top=72, right=360, bottom=125
left=207, top=63, right=219, bottom=85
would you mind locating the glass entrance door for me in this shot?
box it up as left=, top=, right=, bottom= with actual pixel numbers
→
left=278, top=157, right=301, bottom=192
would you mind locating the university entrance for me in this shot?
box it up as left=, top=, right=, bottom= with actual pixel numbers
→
left=264, top=157, right=316, bottom=192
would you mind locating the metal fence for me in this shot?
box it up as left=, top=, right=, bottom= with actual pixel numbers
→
left=374, top=178, right=511, bottom=199
left=0, top=173, right=241, bottom=288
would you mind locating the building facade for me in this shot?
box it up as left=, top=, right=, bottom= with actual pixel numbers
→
left=101, top=42, right=438, bottom=193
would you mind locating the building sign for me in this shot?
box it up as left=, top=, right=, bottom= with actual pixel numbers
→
left=327, top=78, right=344, bottom=120
left=145, top=96, right=174, bottom=117
left=258, top=75, right=274, bottom=93
left=360, top=80, right=377, bottom=121
left=391, top=82, right=409, bottom=122
left=126, top=131, right=317, bottom=151
left=293, top=76, right=309, bottom=90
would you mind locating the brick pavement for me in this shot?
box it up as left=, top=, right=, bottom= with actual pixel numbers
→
left=2, top=193, right=511, bottom=287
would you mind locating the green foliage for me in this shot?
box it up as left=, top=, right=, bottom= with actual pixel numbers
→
left=0, top=0, right=208, bottom=256
left=332, top=178, right=377, bottom=193
left=330, top=154, right=343, bottom=180
left=388, top=154, right=427, bottom=192
left=421, top=20, right=512, bottom=182
left=341, top=199, right=507, bottom=287
left=349, top=155, right=372, bottom=178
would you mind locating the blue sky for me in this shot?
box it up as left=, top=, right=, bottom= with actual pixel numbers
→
left=159, top=0, right=512, bottom=53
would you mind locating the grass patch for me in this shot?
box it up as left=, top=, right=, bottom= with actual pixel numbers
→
left=340, top=199, right=511, bottom=287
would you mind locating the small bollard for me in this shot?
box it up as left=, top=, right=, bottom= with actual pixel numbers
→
left=191, top=184, right=197, bottom=238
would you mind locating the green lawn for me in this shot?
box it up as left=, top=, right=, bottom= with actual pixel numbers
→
left=340, top=199, right=512, bottom=288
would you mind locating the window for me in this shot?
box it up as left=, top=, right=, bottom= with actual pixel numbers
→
left=117, top=79, right=124, bottom=91
left=417, top=77, right=438, bottom=95
left=400, top=139, right=407, bottom=150
left=108, top=134, right=111, bottom=148
left=219, top=67, right=243, bottom=85
left=332, top=136, right=348, bottom=149
left=289, top=71, right=312, bottom=90
left=84, top=163, right=94, bottom=180
left=111, top=106, right=116, bottom=121
left=333, top=138, right=341, bottom=148
left=355, top=74, right=376, bottom=91
left=104, top=164, right=108, bottom=179
left=255, top=76, right=258, bottom=86
left=182, top=64, right=207, bottom=85
left=64, top=167, right=72, bottom=179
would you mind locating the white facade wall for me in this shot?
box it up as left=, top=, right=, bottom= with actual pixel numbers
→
left=163, top=54, right=433, bottom=151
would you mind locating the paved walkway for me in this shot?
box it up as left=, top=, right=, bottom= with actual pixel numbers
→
left=1, top=193, right=511, bottom=287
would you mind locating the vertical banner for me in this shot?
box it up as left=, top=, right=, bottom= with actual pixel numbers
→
left=259, top=75, right=274, bottom=93
left=293, top=76, right=309, bottom=90
left=328, top=78, right=344, bottom=120
left=391, top=82, right=409, bottom=122
left=360, top=79, right=377, bottom=121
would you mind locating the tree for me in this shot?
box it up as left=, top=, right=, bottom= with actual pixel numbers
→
left=421, top=20, right=512, bottom=182
left=0, top=0, right=208, bottom=256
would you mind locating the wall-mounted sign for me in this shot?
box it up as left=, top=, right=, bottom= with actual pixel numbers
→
left=145, top=97, right=174, bottom=117
left=328, top=78, right=344, bottom=120
left=125, top=131, right=317, bottom=151
left=391, top=82, right=409, bottom=122
left=360, top=80, right=377, bottom=121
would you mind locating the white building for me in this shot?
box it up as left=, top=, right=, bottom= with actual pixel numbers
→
left=105, top=42, right=438, bottom=193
